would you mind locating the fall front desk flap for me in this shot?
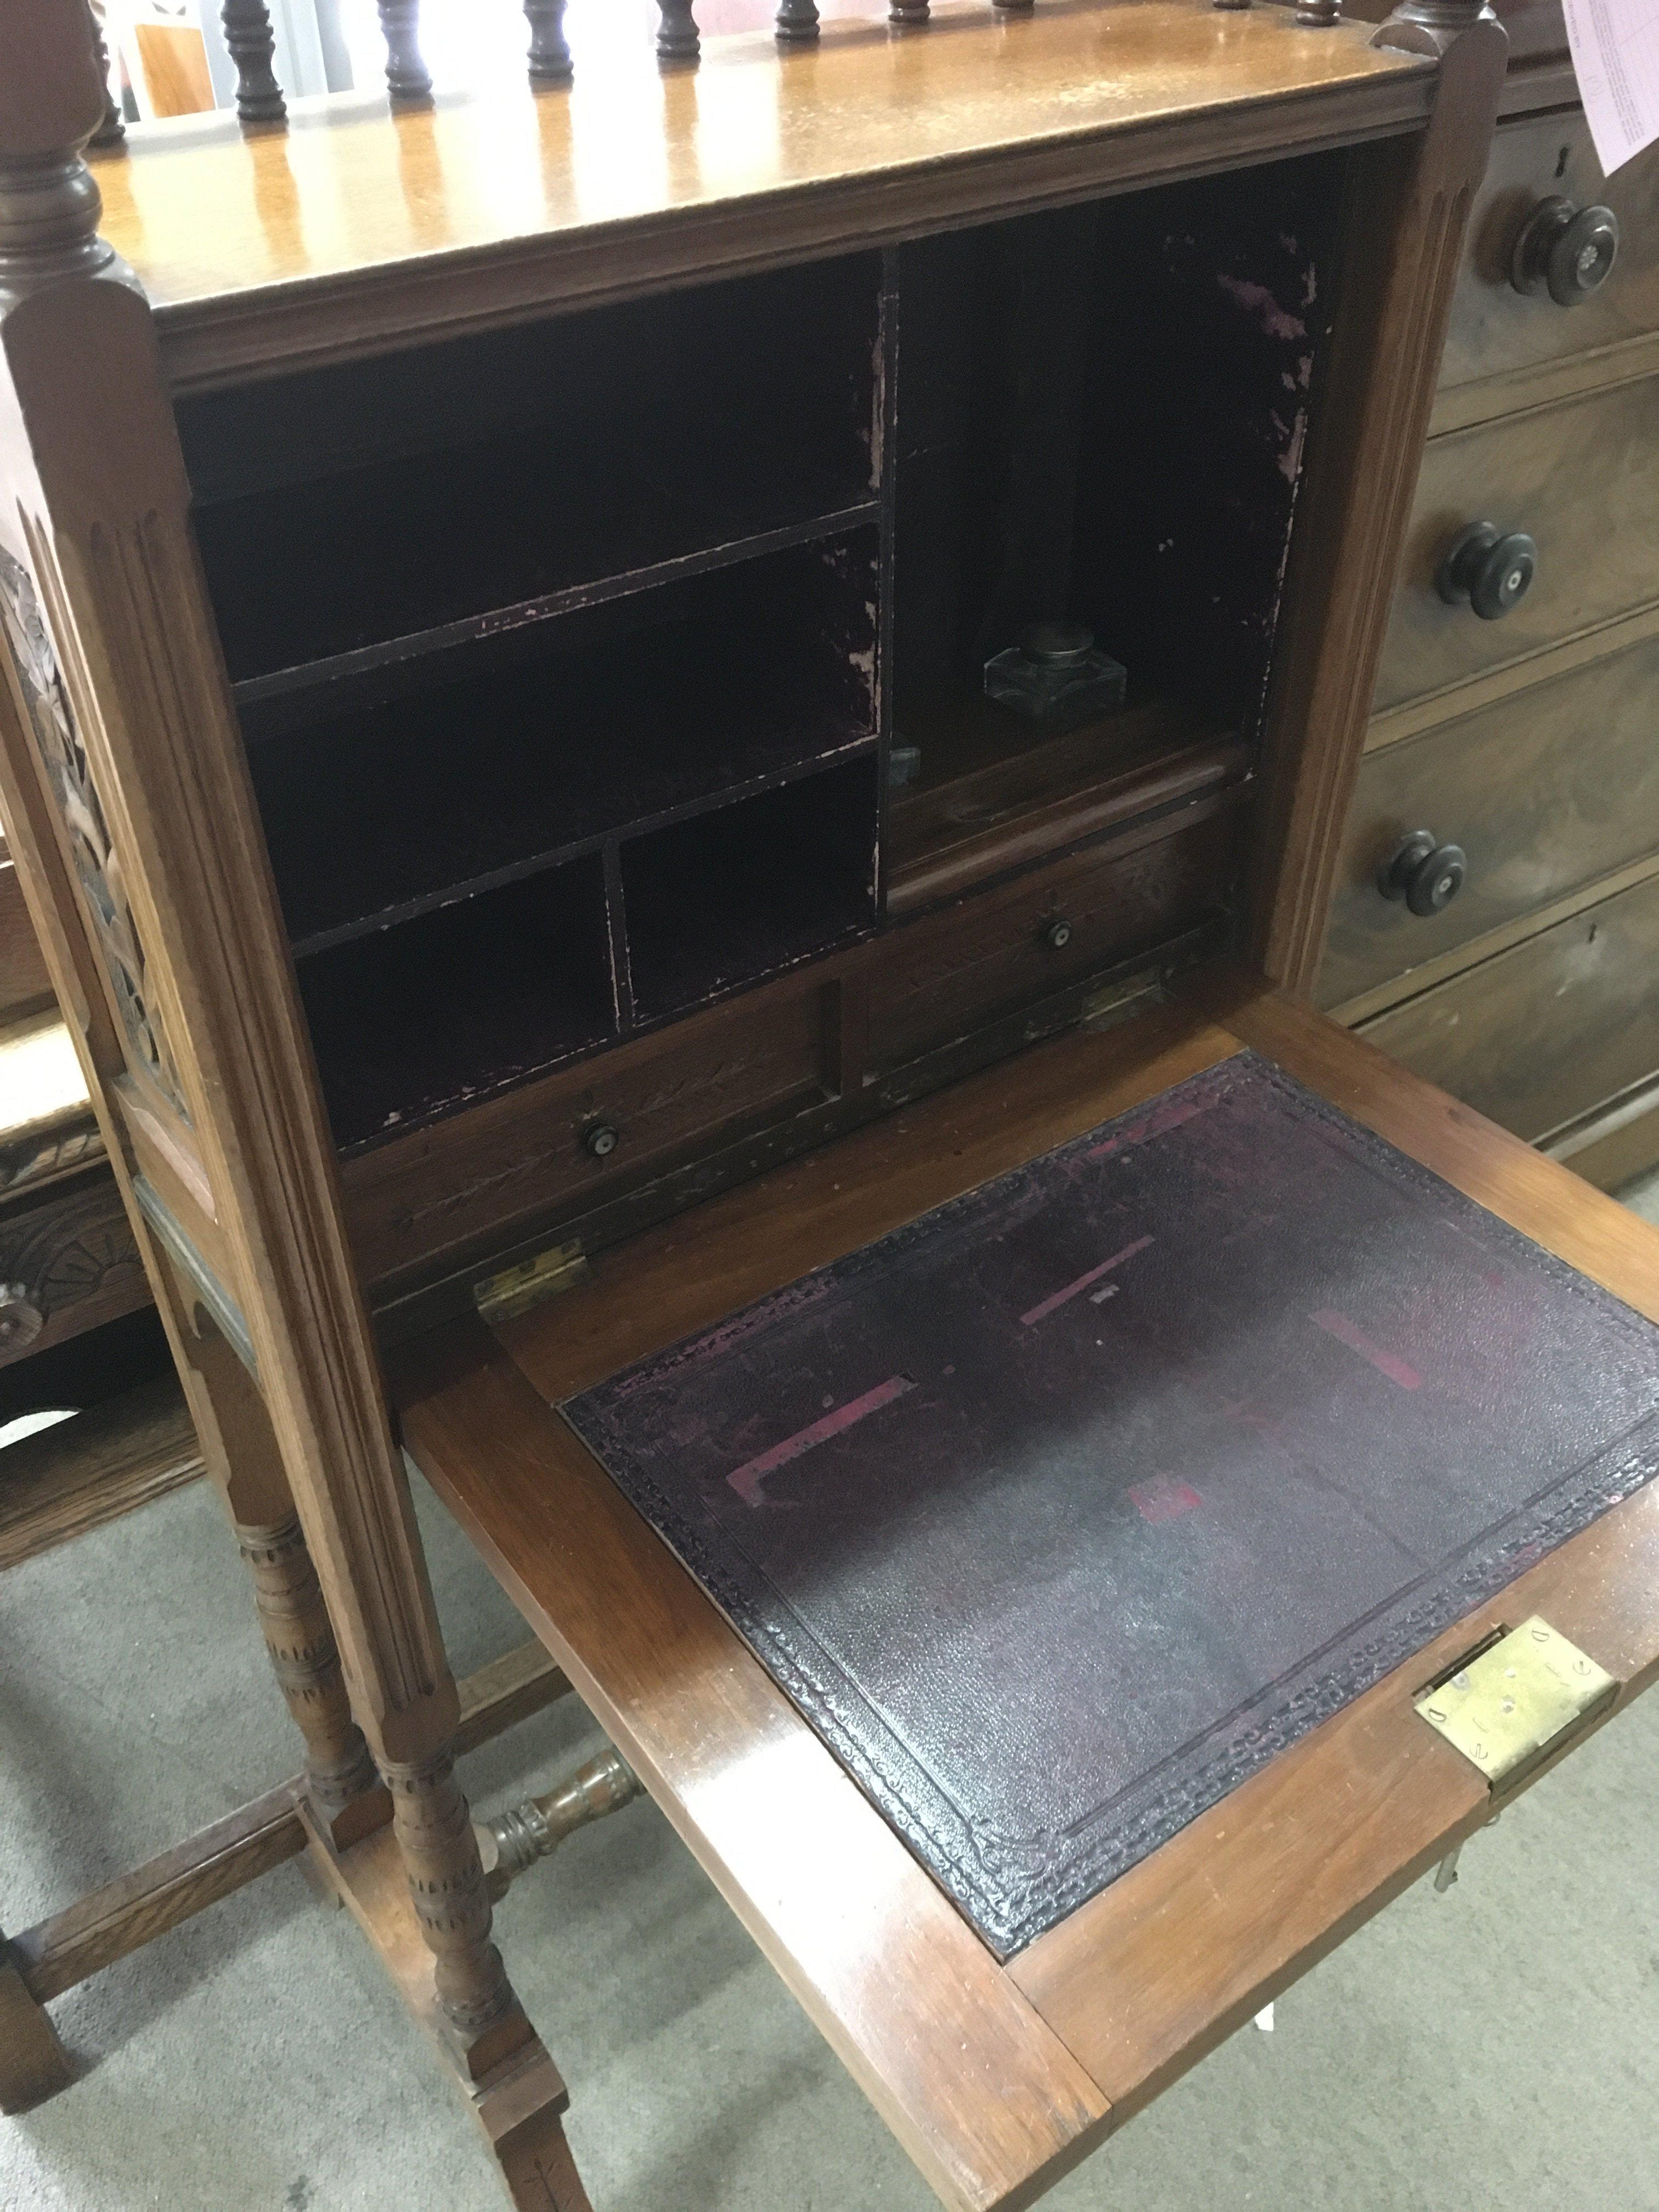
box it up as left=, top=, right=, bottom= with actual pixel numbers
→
left=562, top=1053, right=1659, bottom=1956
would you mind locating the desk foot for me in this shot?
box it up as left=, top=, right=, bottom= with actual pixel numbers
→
left=0, top=1938, right=72, bottom=2111
left=300, top=1803, right=592, bottom=2209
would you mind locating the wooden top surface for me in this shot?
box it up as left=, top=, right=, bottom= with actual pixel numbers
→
left=0, top=1009, right=90, bottom=1147
left=89, top=0, right=1432, bottom=390
left=397, top=984, right=1659, bottom=2209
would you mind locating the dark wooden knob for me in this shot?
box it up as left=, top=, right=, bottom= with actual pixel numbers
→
left=0, top=1282, right=43, bottom=1353
left=1435, top=522, right=1536, bottom=620
left=1511, top=196, right=1620, bottom=307
left=1044, top=918, right=1074, bottom=951
left=1378, top=831, right=1466, bottom=918
left=583, top=1121, right=620, bottom=1159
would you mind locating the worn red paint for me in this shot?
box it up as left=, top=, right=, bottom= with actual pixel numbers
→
left=1310, top=1309, right=1421, bottom=1390
left=1130, top=1476, right=1201, bottom=1524
left=726, top=1374, right=916, bottom=1506
left=1086, top=1096, right=1207, bottom=1160
left=1020, top=1235, right=1154, bottom=1327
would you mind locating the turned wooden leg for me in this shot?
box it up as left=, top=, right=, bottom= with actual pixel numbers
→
left=149, top=1259, right=382, bottom=1843
left=237, top=1513, right=382, bottom=1831
left=523, top=0, right=571, bottom=80
left=84, top=2, right=124, bottom=145
left=221, top=0, right=287, bottom=122
left=377, top=0, right=432, bottom=100
left=381, top=1749, right=529, bottom=2074
left=0, top=1929, right=71, bottom=2111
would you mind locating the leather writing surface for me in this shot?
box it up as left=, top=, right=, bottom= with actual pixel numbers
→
left=562, top=1054, right=1659, bottom=1955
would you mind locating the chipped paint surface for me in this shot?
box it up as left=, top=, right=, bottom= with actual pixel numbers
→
left=1216, top=271, right=1308, bottom=343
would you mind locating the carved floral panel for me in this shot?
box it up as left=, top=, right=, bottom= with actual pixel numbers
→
left=0, top=545, right=189, bottom=1120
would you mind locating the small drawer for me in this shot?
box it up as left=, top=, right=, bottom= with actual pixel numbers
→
left=1358, top=866, right=1659, bottom=1143
left=346, top=975, right=833, bottom=1294
left=1375, top=366, right=1659, bottom=714
left=868, top=805, right=1237, bottom=1070
left=1440, top=114, right=1659, bottom=400
left=1322, top=628, right=1659, bottom=1008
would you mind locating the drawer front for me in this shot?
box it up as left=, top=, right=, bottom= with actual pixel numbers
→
left=1322, top=629, right=1659, bottom=1007
left=0, top=1174, right=148, bottom=1370
left=1441, top=112, right=1659, bottom=397
left=1376, top=369, right=1659, bottom=712
left=347, top=977, right=832, bottom=1293
left=1358, top=866, right=1659, bottom=1141
left=868, top=806, right=1236, bottom=1070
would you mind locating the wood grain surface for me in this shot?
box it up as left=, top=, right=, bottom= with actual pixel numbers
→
left=1357, top=864, right=1659, bottom=1142
left=88, top=1, right=1432, bottom=390
left=1376, top=367, right=1659, bottom=712
left=1321, top=628, right=1659, bottom=1007
left=342, top=961, right=834, bottom=1296
left=1439, top=110, right=1659, bottom=399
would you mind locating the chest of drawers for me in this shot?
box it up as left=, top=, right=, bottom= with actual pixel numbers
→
left=1319, top=89, right=1659, bottom=1190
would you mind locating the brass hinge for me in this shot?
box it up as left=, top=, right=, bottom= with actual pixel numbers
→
left=472, top=1238, right=589, bottom=1325
left=1415, top=1615, right=1618, bottom=1792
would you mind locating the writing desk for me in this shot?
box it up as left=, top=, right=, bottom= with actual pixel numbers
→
left=8, top=4, right=1644, bottom=2206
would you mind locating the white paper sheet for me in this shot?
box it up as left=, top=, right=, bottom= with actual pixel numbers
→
left=1563, top=0, right=1659, bottom=176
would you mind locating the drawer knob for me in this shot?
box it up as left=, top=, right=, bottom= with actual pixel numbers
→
left=583, top=1121, right=620, bottom=1160
left=1511, top=196, right=1620, bottom=308
left=1378, top=830, right=1466, bottom=918
left=1044, top=917, right=1074, bottom=951
left=1435, top=521, right=1536, bottom=621
left=0, top=1283, right=43, bottom=1353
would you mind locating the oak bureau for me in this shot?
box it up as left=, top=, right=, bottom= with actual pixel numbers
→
left=3, top=2, right=1657, bottom=2207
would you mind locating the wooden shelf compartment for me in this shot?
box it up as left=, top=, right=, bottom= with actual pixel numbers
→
left=620, top=757, right=880, bottom=1025
left=181, top=254, right=881, bottom=695
left=251, top=532, right=880, bottom=957
left=887, top=156, right=1342, bottom=832
left=885, top=708, right=1248, bottom=916
left=298, top=853, right=617, bottom=1152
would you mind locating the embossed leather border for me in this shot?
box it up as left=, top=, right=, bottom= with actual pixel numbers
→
left=564, top=1054, right=1659, bottom=1955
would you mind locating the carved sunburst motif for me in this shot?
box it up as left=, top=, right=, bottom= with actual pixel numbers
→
left=0, top=545, right=189, bottom=1120
left=0, top=1184, right=144, bottom=1364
